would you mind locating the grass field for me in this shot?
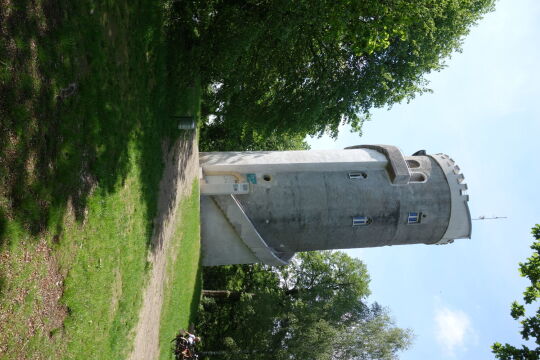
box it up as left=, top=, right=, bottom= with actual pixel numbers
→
left=158, top=180, right=202, bottom=360
left=0, top=0, right=201, bottom=359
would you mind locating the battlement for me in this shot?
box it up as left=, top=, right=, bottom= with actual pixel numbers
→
left=430, top=154, right=472, bottom=244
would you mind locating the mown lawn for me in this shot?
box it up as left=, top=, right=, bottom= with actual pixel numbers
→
left=0, top=0, right=201, bottom=359
left=158, top=180, right=202, bottom=360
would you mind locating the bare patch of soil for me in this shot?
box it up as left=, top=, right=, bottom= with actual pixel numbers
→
left=0, top=237, right=67, bottom=359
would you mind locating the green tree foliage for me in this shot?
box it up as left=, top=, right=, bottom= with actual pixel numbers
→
left=198, top=251, right=412, bottom=360
left=199, top=122, right=310, bottom=152
left=177, top=0, right=494, bottom=141
left=492, top=225, right=540, bottom=359
left=333, top=308, right=413, bottom=360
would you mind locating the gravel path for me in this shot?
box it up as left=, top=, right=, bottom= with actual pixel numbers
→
left=128, top=132, right=199, bottom=360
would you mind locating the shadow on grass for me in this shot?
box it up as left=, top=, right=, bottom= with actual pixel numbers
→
left=0, top=0, right=200, bottom=247
left=0, top=208, right=6, bottom=247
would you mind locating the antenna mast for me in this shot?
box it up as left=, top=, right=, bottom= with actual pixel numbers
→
left=472, top=216, right=508, bottom=221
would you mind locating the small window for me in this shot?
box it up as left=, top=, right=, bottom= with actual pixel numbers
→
left=407, top=212, right=421, bottom=224
left=410, top=173, right=427, bottom=182
left=407, top=160, right=421, bottom=169
left=349, top=172, right=367, bottom=180
left=353, top=216, right=372, bottom=226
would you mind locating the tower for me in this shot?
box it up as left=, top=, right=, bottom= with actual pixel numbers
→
left=199, top=145, right=471, bottom=266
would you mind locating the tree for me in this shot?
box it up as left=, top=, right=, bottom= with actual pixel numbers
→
left=492, top=224, right=540, bottom=359
left=333, top=305, right=413, bottom=360
left=276, top=251, right=371, bottom=327
left=198, top=251, right=412, bottom=360
left=177, top=0, right=495, bottom=140
left=199, top=121, right=310, bottom=152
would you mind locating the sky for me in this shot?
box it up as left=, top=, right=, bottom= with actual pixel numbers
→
left=308, top=1, right=540, bottom=359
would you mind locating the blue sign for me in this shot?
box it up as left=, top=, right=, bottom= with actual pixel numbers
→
left=246, top=173, right=257, bottom=184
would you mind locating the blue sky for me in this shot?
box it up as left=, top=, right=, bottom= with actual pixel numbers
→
left=308, top=0, right=540, bottom=358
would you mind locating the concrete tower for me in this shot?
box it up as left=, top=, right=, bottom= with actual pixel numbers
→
left=199, top=145, right=471, bottom=266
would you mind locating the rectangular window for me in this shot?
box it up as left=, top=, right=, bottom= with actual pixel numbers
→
left=407, top=212, right=421, bottom=224
left=349, top=172, right=367, bottom=180
left=353, top=216, right=371, bottom=226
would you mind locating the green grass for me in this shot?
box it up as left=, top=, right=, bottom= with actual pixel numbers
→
left=158, top=180, right=202, bottom=360
left=58, top=161, right=155, bottom=359
left=0, top=0, right=201, bottom=359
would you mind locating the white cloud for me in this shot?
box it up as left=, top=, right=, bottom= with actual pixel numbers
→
left=435, top=306, right=475, bottom=356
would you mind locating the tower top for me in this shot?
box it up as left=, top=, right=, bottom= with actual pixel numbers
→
left=430, top=154, right=471, bottom=244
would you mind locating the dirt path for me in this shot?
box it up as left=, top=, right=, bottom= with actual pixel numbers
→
left=128, top=132, right=199, bottom=360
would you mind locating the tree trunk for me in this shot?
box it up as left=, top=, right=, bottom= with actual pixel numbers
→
left=202, top=289, right=255, bottom=300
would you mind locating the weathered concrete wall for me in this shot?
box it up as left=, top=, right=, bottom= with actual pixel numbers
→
left=199, top=146, right=471, bottom=266
left=200, top=196, right=259, bottom=266
left=201, top=195, right=293, bottom=266
left=232, top=156, right=450, bottom=252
